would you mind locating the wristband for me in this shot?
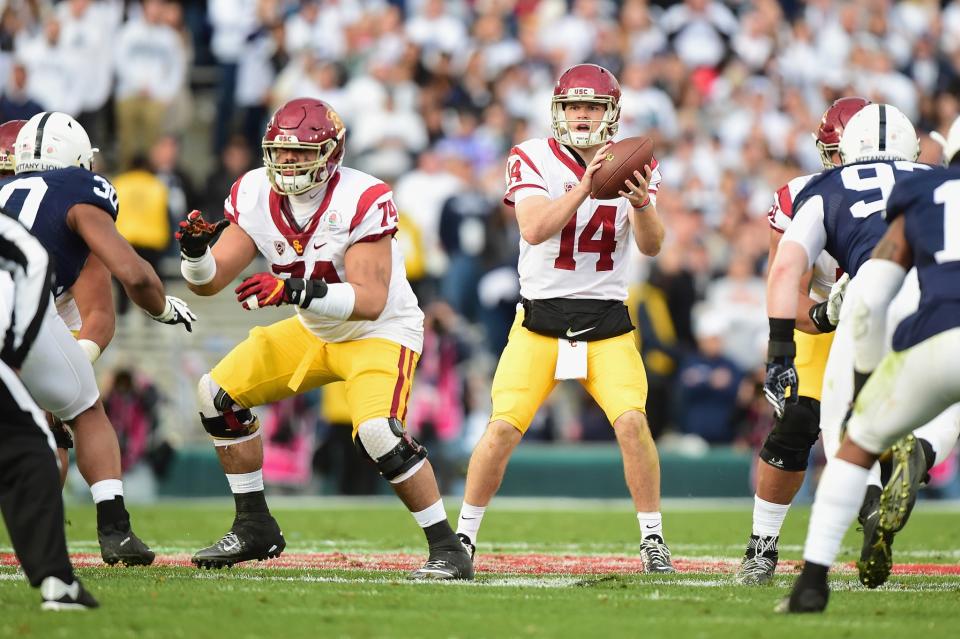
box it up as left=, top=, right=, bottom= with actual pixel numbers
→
left=180, top=248, right=217, bottom=285
left=767, top=317, right=796, bottom=360
left=808, top=301, right=836, bottom=334
left=634, top=196, right=652, bottom=211
left=301, top=282, right=356, bottom=320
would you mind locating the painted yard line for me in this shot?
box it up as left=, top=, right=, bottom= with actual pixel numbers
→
left=2, top=552, right=957, bottom=576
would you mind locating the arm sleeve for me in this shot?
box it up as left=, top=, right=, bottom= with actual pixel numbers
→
left=504, top=146, right=549, bottom=207
left=348, top=183, right=398, bottom=245
left=0, top=217, right=53, bottom=368
left=851, top=259, right=907, bottom=373
left=780, top=195, right=828, bottom=270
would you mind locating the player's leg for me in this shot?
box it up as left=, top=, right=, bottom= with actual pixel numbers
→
left=784, top=330, right=960, bottom=612
left=581, top=332, right=673, bottom=573
left=192, top=318, right=332, bottom=568
left=457, top=315, right=558, bottom=558
left=0, top=369, right=97, bottom=610
left=332, top=338, right=470, bottom=579
left=19, top=309, right=153, bottom=566
left=739, top=330, right=832, bottom=584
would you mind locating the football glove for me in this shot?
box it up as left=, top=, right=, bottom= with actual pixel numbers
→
left=175, top=210, right=230, bottom=259
left=150, top=296, right=197, bottom=332
left=826, top=273, right=849, bottom=326
left=235, top=273, right=328, bottom=310
left=764, top=358, right=799, bottom=420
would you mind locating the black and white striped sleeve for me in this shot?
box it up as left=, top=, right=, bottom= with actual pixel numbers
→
left=0, top=214, right=53, bottom=368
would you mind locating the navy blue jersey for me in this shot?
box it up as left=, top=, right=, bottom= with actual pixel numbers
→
left=885, top=166, right=960, bottom=351
left=0, top=167, right=118, bottom=296
left=793, top=160, right=930, bottom=277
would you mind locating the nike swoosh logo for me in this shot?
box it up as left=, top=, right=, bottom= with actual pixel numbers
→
left=644, top=524, right=659, bottom=529
left=314, top=242, right=327, bottom=250
left=565, top=327, right=595, bottom=338
left=461, top=517, right=477, bottom=520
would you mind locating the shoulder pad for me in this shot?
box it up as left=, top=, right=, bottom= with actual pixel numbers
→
left=233, top=168, right=267, bottom=219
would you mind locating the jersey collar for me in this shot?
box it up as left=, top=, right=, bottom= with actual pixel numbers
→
left=548, top=138, right=586, bottom=180
left=268, top=171, right=341, bottom=255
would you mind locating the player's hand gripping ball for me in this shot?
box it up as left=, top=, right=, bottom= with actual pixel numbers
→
left=590, top=136, right=655, bottom=201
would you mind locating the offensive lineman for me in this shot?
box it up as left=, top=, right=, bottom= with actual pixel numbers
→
left=455, top=64, right=674, bottom=572
left=782, top=115, right=960, bottom=612
left=177, top=98, right=473, bottom=579
left=0, top=112, right=196, bottom=566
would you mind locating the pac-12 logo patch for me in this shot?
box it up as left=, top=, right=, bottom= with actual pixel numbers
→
left=274, top=241, right=285, bottom=255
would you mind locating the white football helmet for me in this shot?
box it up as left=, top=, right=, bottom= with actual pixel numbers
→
left=14, top=112, right=97, bottom=174
left=838, top=104, right=919, bottom=165
left=930, top=115, right=960, bottom=166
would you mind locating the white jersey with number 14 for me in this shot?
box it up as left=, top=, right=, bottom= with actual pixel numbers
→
left=504, top=137, right=662, bottom=302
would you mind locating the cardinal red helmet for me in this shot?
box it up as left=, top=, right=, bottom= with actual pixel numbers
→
left=262, top=98, right=346, bottom=195
left=0, top=119, right=27, bottom=175
left=814, top=97, right=871, bottom=169
left=551, top=64, right=621, bottom=148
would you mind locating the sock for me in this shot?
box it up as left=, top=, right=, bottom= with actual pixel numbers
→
left=637, top=512, right=663, bottom=540
left=96, top=496, right=129, bottom=531
left=802, top=458, right=870, bottom=567
left=227, top=470, right=268, bottom=515
left=918, top=437, right=936, bottom=474
left=456, top=502, right=486, bottom=545
left=90, top=479, right=123, bottom=504
left=752, top=496, right=790, bottom=538
left=412, top=499, right=448, bottom=528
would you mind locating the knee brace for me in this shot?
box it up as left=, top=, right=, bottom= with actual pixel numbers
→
left=197, top=374, right=260, bottom=444
left=355, top=417, right=427, bottom=483
left=759, top=396, right=821, bottom=471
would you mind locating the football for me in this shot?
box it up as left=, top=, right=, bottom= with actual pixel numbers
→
left=590, top=136, right=655, bottom=200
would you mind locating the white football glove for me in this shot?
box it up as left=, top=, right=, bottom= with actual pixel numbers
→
left=150, top=296, right=197, bottom=332
left=826, top=273, right=849, bottom=326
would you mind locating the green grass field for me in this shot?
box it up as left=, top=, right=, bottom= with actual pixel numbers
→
left=1, top=498, right=958, bottom=638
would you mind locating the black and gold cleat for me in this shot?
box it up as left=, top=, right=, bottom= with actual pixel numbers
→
left=879, top=435, right=926, bottom=534
left=191, top=514, right=285, bottom=569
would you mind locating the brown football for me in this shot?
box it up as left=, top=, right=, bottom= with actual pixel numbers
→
left=590, top=136, right=655, bottom=200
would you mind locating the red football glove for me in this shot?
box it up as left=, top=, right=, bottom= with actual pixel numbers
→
left=176, top=210, right=230, bottom=258
left=235, top=273, right=289, bottom=309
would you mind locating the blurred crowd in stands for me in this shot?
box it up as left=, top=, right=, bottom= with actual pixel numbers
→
left=4, top=0, right=960, bottom=492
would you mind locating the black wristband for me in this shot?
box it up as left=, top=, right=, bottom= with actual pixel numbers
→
left=769, top=318, right=796, bottom=342
left=285, top=278, right=329, bottom=308
left=808, top=301, right=835, bottom=334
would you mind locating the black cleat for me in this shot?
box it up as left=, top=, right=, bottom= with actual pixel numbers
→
left=191, top=514, right=285, bottom=569
left=457, top=533, right=476, bottom=561
left=40, top=577, right=99, bottom=611
left=879, top=435, right=926, bottom=534
left=736, top=535, right=779, bottom=585
left=408, top=547, right=475, bottom=581
left=857, top=485, right=892, bottom=588
left=98, top=523, right=155, bottom=566
left=640, top=535, right=675, bottom=573
left=777, top=563, right=829, bottom=613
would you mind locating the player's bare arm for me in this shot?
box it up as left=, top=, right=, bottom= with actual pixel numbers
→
left=768, top=228, right=819, bottom=333
left=67, top=203, right=166, bottom=316
left=870, top=216, right=913, bottom=268
left=184, top=222, right=258, bottom=296
left=71, top=254, right=115, bottom=358
left=515, top=142, right=611, bottom=245
left=621, top=165, right=663, bottom=256
left=343, top=236, right=391, bottom=320
left=766, top=240, right=809, bottom=321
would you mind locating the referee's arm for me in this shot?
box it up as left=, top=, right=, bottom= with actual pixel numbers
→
left=0, top=214, right=53, bottom=368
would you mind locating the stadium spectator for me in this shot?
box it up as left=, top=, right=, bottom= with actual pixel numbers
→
left=148, top=135, right=198, bottom=257
left=15, top=16, right=83, bottom=115
left=113, top=0, right=187, bottom=170
left=0, top=62, right=42, bottom=122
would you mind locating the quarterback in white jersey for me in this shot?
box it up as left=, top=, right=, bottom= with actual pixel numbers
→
left=177, top=98, right=473, bottom=580
left=455, top=64, right=674, bottom=574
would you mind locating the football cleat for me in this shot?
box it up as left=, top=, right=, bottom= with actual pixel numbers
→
left=40, top=576, right=99, bottom=611
left=639, top=535, right=675, bottom=573
left=879, top=435, right=926, bottom=534
left=777, top=563, right=829, bottom=613
left=457, top=533, right=476, bottom=561
left=408, top=548, right=474, bottom=581
left=98, top=523, right=155, bottom=566
left=191, top=514, right=286, bottom=569
left=736, top=535, right=779, bottom=585
left=856, top=485, right=892, bottom=588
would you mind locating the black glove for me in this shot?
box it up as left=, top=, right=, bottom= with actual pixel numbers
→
left=764, top=318, right=799, bottom=419
left=175, top=210, right=230, bottom=259
left=808, top=301, right=836, bottom=334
